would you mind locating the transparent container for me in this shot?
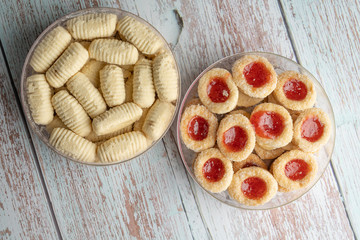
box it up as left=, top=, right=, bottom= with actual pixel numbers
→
left=176, top=52, right=335, bottom=209
left=21, top=8, right=181, bottom=166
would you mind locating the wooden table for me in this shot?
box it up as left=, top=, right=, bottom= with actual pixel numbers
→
left=0, top=0, right=359, bottom=239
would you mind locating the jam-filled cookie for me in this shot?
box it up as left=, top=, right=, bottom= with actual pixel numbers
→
left=293, top=108, right=331, bottom=153
left=233, top=154, right=267, bottom=173
left=217, top=113, right=255, bottom=162
left=237, top=88, right=264, bottom=107
left=198, top=68, right=239, bottom=114
left=193, top=148, right=233, bottom=193
left=228, top=167, right=278, bottom=206
left=229, top=109, right=250, bottom=119
left=232, top=55, right=277, bottom=98
left=254, top=143, right=285, bottom=160
left=271, top=150, right=317, bottom=191
left=273, top=71, right=316, bottom=111
left=250, top=103, right=293, bottom=150
left=180, top=104, right=218, bottom=152
left=268, top=164, right=292, bottom=193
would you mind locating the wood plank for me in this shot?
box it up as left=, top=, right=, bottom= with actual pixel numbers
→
left=165, top=0, right=354, bottom=239
left=0, top=47, right=58, bottom=238
left=0, top=0, right=208, bottom=239
left=280, top=0, right=360, bottom=236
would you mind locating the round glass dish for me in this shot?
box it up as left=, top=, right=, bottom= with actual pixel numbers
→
left=21, top=7, right=181, bottom=166
left=176, top=52, right=335, bottom=209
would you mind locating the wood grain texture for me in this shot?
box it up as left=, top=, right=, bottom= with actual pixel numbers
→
left=0, top=0, right=357, bottom=239
left=280, top=0, right=360, bottom=236
left=0, top=0, right=208, bottom=239
left=0, top=49, right=58, bottom=238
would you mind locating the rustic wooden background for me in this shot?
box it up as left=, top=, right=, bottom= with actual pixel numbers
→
left=0, top=0, right=359, bottom=239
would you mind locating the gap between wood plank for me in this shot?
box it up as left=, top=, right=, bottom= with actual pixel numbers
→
left=162, top=131, right=213, bottom=240
left=277, top=1, right=357, bottom=239
left=0, top=40, right=63, bottom=240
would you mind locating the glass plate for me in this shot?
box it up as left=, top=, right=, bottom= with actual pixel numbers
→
left=176, top=52, right=335, bottom=209
left=21, top=8, right=181, bottom=166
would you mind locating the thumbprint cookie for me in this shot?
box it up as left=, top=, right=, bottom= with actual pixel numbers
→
left=293, top=108, right=331, bottom=153
left=250, top=103, right=293, bottom=150
left=229, top=109, right=250, bottom=119
left=180, top=104, right=218, bottom=152
left=273, top=71, right=316, bottom=111
left=232, top=55, right=277, bottom=98
left=254, top=143, right=285, bottom=160
left=271, top=150, right=317, bottom=191
left=233, top=154, right=267, bottom=173
left=236, top=88, right=264, bottom=107
left=193, top=148, right=233, bottom=193
left=228, top=167, right=278, bottom=206
left=198, top=68, right=238, bottom=114
left=217, top=113, right=255, bottom=162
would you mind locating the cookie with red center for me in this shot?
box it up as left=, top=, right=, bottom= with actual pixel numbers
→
left=293, top=108, right=331, bottom=153
left=198, top=68, right=238, bottom=114
left=228, top=167, right=278, bottom=206
left=232, top=55, right=277, bottom=98
left=271, top=150, right=317, bottom=191
left=233, top=154, right=267, bottom=173
left=273, top=71, right=316, bottom=111
left=250, top=103, right=293, bottom=150
left=193, top=148, right=233, bottom=193
left=217, top=113, right=255, bottom=162
left=180, top=104, right=218, bottom=152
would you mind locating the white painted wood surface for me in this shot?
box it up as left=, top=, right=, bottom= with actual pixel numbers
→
left=0, top=0, right=358, bottom=239
left=280, top=0, right=360, bottom=236
left=0, top=48, right=58, bottom=238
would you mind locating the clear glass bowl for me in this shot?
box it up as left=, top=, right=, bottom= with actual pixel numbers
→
left=176, top=52, right=335, bottom=209
left=20, top=8, right=181, bottom=166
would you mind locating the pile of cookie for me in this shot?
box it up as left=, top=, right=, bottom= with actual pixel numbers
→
left=26, top=13, right=178, bottom=163
left=180, top=55, right=331, bottom=206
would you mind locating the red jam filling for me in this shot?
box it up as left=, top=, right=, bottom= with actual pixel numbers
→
left=207, top=77, right=230, bottom=103
left=243, top=61, right=271, bottom=88
left=285, top=159, right=309, bottom=181
left=301, top=116, right=324, bottom=142
left=250, top=111, right=285, bottom=139
left=283, top=78, right=308, bottom=101
left=202, top=158, right=225, bottom=182
left=187, top=116, right=209, bottom=141
left=241, top=177, right=267, bottom=200
left=242, top=162, right=258, bottom=168
left=222, top=126, right=248, bottom=152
